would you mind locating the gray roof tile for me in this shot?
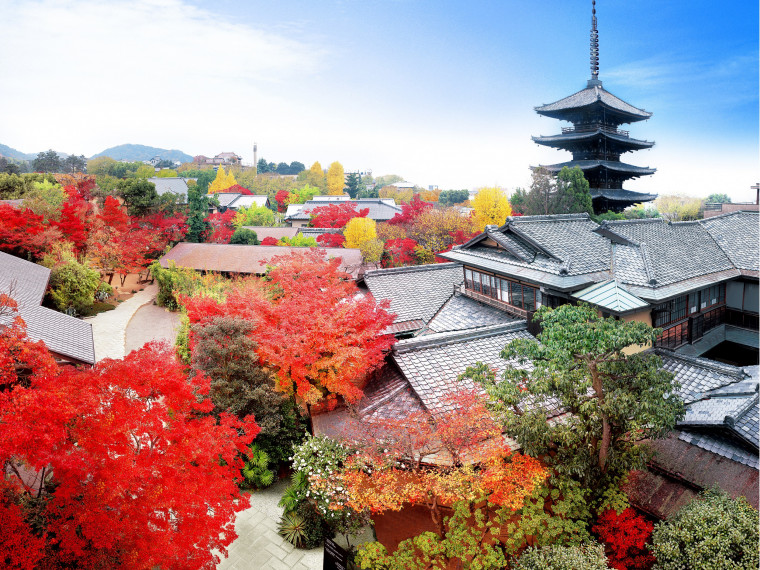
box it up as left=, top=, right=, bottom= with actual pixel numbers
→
left=364, top=263, right=463, bottom=324
left=700, top=211, right=760, bottom=272
left=426, top=293, right=519, bottom=334
left=535, top=83, right=652, bottom=120
left=286, top=198, right=402, bottom=222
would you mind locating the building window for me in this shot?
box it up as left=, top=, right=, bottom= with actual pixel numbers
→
left=463, top=268, right=539, bottom=313
left=653, top=296, right=687, bottom=327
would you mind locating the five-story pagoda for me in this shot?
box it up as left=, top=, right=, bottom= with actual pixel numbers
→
left=532, top=1, right=656, bottom=213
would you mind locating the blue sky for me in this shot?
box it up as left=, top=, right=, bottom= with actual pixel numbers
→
left=1, top=0, right=757, bottom=200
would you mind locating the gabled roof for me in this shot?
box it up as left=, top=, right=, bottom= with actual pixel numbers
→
left=147, top=177, right=189, bottom=200
left=601, top=219, right=738, bottom=298
left=213, top=192, right=243, bottom=208
left=392, top=322, right=533, bottom=415
left=571, top=280, right=648, bottom=313
left=227, top=194, right=269, bottom=210
left=286, top=198, right=402, bottom=222
left=535, top=82, right=652, bottom=123
left=364, top=263, right=463, bottom=329
left=700, top=211, right=760, bottom=274
left=657, top=351, right=759, bottom=467
left=159, top=243, right=364, bottom=278
left=425, top=293, right=519, bottom=334
left=0, top=251, right=95, bottom=365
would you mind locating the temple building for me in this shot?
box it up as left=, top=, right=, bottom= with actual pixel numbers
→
left=532, top=1, right=657, bottom=213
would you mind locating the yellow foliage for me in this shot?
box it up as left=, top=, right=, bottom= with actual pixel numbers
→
left=418, top=189, right=440, bottom=202
left=407, top=208, right=479, bottom=253
left=472, top=187, right=512, bottom=230
left=327, top=161, right=345, bottom=195
left=208, top=167, right=237, bottom=194
left=655, top=194, right=702, bottom=222
left=379, top=186, right=413, bottom=204
left=344, top=217, right=377, bottom=249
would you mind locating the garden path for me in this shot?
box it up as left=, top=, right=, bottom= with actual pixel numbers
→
left=85, top=284, right=158, bottom=361
left=218, top=479, right=323, bottom=570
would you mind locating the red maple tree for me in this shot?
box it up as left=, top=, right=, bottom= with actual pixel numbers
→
left=316, top=232, right=346, bottom=248
left=0, top=343, right=259, bottom=570
left=0, top=204, right=59, bottom=259
left=183, top=249, right=395, bottom=405
left=310, top=203, right=369, bottom=228
left=593, top=507, right=656, bottom=570
left=203, top=210, right=237, bottom=244
left=382, top=238, right=419, bottom=267
left=387, top=193, right=431, bottom=226
left=54, top=195, right=92, bottom=253
left=275, top=189, right=290, bottom=212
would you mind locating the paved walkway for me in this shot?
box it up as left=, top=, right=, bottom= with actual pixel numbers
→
left=85, top=284, right=158, bottom=361
left=219, top=479, right=323, bottom=570
left=125, top=302, right=182, bottom=354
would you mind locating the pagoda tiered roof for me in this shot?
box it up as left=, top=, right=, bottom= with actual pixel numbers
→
left=538, top=159, right=656, bottom=177
left=532, top=129, right=654, bottom=152
left=535, top=80, right=652, bottom=125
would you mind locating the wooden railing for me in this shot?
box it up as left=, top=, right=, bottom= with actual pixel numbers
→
left=562, top=124, right=629, bottom=137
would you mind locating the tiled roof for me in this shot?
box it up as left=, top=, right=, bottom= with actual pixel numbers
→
left=656, top=350, right=758, bottom=468
left=0, top=251, right=50, bottom=308
left=700, top=211, right=760, bottom=273
left=532, top=130, right=654, bottom=149
left=214, top=193, right=243, bottom=208
left=571, top=280, right=648, bottom=313
left=298, top=227, right=343, bottom=241
left=392, top=323, right=533, bottom=415
left=426, top=293, right=519, bottom=334
left=286, top=198, right=402, bottom=222
left=538, top=159, right=656, bottom=176
left=159, top=243, right=364, bottom=278
left=147, top=177, right=189, bottom=199
left=0, top=252, right=95, bottom=365
left=364, top=263, right=463, bottom=325
left=535, top=83, right=652, bottom=121
left=227, top=195, right=269, bottom=210
left=602, top=219, right=736, bottom=289
left=240, top=226, right=299, bottom=241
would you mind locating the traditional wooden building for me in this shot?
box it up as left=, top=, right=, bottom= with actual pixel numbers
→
left=532, top=1, right=656, bottom=213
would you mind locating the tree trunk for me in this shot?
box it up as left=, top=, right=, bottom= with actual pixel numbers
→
left=589, top=359, right=611, bottom=472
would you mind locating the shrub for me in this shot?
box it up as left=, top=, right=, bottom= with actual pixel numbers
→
left=513, top=543, right=612, bottom=569
left=150, top=261, right=230, bottom=311
left=42, top=243, right=101, bottom=314
left=241, top=443, right=276, bottom=489
left=592, top=507, right=654, bottom=570
left=651, top=489, right=759, bottom=570
left=229, top=228, right=259, bottom=245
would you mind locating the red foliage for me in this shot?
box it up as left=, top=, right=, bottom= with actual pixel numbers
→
left=224, top=184, right=252, bottom=196
left=0, top=295, right=57, bottom=388
left=592, top=508, right=656, bottom=570
left=316, top=232, right=346, bottom=248
left=261, top=236, right=278, bottom=246
left=182, top=250, right=395, bottom=404
left=98, top=196, right=130, bottom=232
left=275, top=189, right=290, bottom=213
left=434, top=229, right=479, bottom=262
left=310, top=203, right=369, bottom=228
left=137, top=212, right=189, bottom=256
left=0, top=344, right=258, bottom=570
left=382, top=238, right=419, bottom=267
left=55, top=196, right=92, bottom=253
left=0, top=491, right=45, bottom=570
left=203, top=210, right=237, bottom=244
left=0, top=204, right=57, bottom=259
left=388, top=194, right=432, bottom=226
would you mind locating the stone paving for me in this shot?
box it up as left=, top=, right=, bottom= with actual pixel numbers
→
left=218, top=479, right=323, bottom=570
left=85, top=284, right=158, bottom=361
left=125, top=302, right=182, bottom=354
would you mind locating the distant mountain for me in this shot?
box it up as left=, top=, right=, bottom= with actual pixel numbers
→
left=91, top=144, right=193, bottom=163
left=0, top=144, right=36, bottom=161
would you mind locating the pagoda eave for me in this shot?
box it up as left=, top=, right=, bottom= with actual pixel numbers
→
left=532, top=132, right=654, bottom=151
left=536, top=160, right=656, bottom=177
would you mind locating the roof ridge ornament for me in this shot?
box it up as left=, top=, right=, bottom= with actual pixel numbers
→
left=588, top=0, right=602, bottom=87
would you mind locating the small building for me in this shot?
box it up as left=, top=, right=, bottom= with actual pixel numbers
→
left=285, top=198, right=402, bottom=228
left=158, top=243, right=365, bottom=279
left=147, top=177, right=190, bottom=203
left=0, top=252, right=95, bottom=367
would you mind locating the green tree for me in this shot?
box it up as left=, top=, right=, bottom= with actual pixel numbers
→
left=438, top=189, right=470, bottom=206
left=32, top=149, right=62, bottom=173
left=554, top=166, right=593, bottom=215
left=705, top=192, right=732, bottom=204
left=344, top=172, right=362, bottom=198
left=42, top=242, right=101, bottom=315
left=512, top=544, right=611, bottom=569
left=155, top=168, right=178, bottom=178
left=229, top=228, right=259, bottom=245
left=118, top=179, right=159, bottom=217
left=87, top=156, right=118, bottom=177
left=462, top=304, right=684, bottom=500
left=22, top=179, right=65, bottom=220
left=233, top=204, right=275, bottom=227
left=62, top=154, right=87, bottom=174
left=509, top=187, right=528, bottom=215
left=186, top=185, right=210, bottom=243
left=524, top=168, right=555, bottom=215
left=278, top=235, right=318, bottom=247
left=652, top=489, right=759, bottom=569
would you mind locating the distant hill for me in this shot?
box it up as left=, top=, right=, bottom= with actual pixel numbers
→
left=91, top=144, right=193, bottom=163
left=0, top=144, right=36, bottom=161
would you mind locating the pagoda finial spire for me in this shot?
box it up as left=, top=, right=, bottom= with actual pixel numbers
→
left=590, top=0, right=600, bottom=81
